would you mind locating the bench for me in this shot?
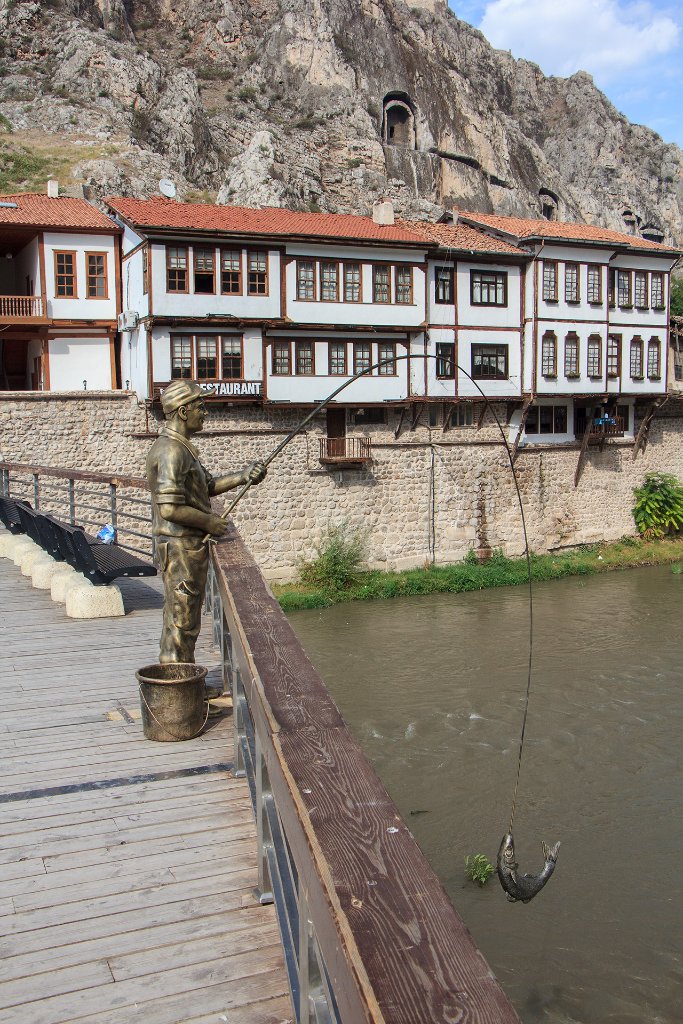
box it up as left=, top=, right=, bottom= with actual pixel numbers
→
left=0, top=495, right=33, bottom=535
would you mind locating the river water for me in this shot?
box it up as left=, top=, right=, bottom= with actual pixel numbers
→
left=287, top=565, right=683, bottom=1023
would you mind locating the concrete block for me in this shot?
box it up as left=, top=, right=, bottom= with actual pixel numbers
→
left=0, top=532, right=19, bottom=558
left=7, top=536, right=36, bottom=564
left=66, top=581, right=124, bottom=619
left=50, top=564, right=79, bottom=603
left=31, top=556, right=63, bottom=590
left=20, top=545, right=49, bottom=576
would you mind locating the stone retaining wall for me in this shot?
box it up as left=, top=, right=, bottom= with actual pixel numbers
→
left=2, top=392, right=682, bottom=580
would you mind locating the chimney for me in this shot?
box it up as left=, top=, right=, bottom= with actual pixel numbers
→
left=47, top=179, right=59, bottom=198
left=372, top=199, right=395, bottom=226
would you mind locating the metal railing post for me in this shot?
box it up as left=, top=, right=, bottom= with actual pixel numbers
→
left=68, top=478, right=76, bottom=525
left=0, top=468, right=9, bottom=497
left=232, top=665, right=247, bottom=779
left=33, top=473, right=40, bottom=510
left=255, top=733, right=274, bottom=905
left=299, top=890, right=334, bottom=1024
left=109, top=483, right=118, bottom=538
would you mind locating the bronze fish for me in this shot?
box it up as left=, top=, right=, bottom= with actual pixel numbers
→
left=497, top=831, right=560, bottom=903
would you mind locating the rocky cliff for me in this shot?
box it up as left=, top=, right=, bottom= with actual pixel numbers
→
left=1, top=0, right=682, bottom=242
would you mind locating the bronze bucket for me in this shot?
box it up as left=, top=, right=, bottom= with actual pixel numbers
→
left=136, top=663, right=208, bottom=742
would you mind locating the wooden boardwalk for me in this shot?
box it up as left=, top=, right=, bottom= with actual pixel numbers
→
left=0, top=548, right=292, bottom=1024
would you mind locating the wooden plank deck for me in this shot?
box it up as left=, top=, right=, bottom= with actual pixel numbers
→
left=0, top=545, right=292, bottom=1024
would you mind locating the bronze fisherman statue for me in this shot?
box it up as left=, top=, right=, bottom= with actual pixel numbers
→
left=147, top=380, right=266, bottom=664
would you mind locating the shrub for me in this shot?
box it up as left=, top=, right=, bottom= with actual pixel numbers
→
left=465, top=853, right=495, bottom=886
left=238, top=86, right=257, bottom=101
left=298, top=522, right=368, bottom=591
left=632, top=473, right=683, bottom=539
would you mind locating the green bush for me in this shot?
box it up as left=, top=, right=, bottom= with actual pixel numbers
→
left=465, top=853, right=495, bottom=886
left=298, top=522, right=368, bottom=591
left=632, top=473, right=683, bottom=538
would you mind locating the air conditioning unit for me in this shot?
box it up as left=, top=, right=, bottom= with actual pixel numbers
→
left=117, top=311, right=139, bottom=332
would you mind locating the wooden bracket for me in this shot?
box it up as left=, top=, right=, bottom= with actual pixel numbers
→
left=574, top=420, right=594, bottom=487
left=510, top=395, right=533, bottom=464
left=409, top=402, right=424, bottom=431
left=632, top=396, right=668, bottom=460
left=394, top=406, right=407, bottom=440
left=442, top=404, right=455, bottom=433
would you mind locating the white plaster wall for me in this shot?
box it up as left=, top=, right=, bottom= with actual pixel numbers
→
left=122, top=325, right=149, bottom=397
left=44, top=232, right=117, bottom=320
left=456, top=329, right=522, bottom=398
left=122, top=246, right=149, bottom=321
left=48, top=338, right=111, bottom=391
left=120, top=222, right=143, bottom=256
left=14, top=237, right=40, bottom=297
left=456, top=262, right=521, bottom=328
left=151, top=326, right=264, bottom=389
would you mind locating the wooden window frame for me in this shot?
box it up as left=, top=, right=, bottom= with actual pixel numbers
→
left=647, top=337, right=661, bottom=380
left=195, top=334, right=219, bottom=381
left=166, top=245, right=189, bottom=293
left=564, top=332, right=580, bottom=378
left=564, top=262, right=580, bottom=303
left=394, top=265, right=413, bottom=305
left=525, top=404, right=568, bottom=436
left=542, top=261, right=558, bottom=302
left=170, top=334, right=193, bottom=380
left=142, top=246, right=149, bottom=296
left=329, top=341, right=347, bottom=376
left=608, top=268, right=616, bottom=308
left=587, top=265, right=602, bottom=304
left=247, top=249, right=269, bottom=296
left=272, top=340, right=292, bottom=376
left=320, top=261, right=339, bottom=303
left=453, top=404, right=475, bottom=427
left=220, top=249, right=243, bottom=295
left=372, top=264, right=391, bottom=304
left=587, top=335, right=602, bottom=378
left=295, top=340, right=315, bottom=376
left=193, top=247, right=216, bottom=295
left=434, top=265, right=454, bottom=305
left=378, top=341, right=397, bottom=376
left=221, top=335, right=243, bottom=379
left=630, top=336, right=644, bottom=379
left=541, top=331, right=557, bottom=378
left=343, top=262, right=363, bottom=303
left=607, top=334, right=621, bottom=378
left=634, top=270, right=648, bottom=310
left=85, top=251, right=108, bottom=300
left=353, top=341, right=373, bottom=375
left=617, top=269, right=632, bottom=308
left=651, top=272, right=665, bottom=310
left=436, top=342, right=455, bottom=379
left=470, top=270, right=508, bottom=307
left=471, top=344, right=509, bottom=380
left=296, top=259, right=317, bottom=302
left=54, top=250, right=77, bottom=298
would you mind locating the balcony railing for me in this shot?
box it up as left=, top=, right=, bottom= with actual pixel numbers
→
left=319, top=436, right=372, bottom=464
left=585, top=415, right=625, bottom=441
left=0, top=295, right=45, bottom=320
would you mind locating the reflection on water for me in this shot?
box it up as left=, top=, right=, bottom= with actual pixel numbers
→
left=288, top=565, right=683, bottom=1023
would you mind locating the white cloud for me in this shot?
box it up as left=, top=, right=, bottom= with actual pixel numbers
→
left=479, top=0, right=680, bottom=83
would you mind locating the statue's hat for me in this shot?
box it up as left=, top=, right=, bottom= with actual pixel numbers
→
left=161, top=380, right=205, bottom=416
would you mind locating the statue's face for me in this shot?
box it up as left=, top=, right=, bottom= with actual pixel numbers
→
left=183, top=398, right=206, bottom=433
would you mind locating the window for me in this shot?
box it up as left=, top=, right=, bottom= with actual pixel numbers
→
left=221, top=250, right=242, bottom=294
left=651, top=272, right=664, bottom=308
left=630, top=337, right=644, bottom=378
left=608, top=268, right=616, bottom=307
left=541, top=331, right=557, bottom=377
left=86, top=253, right=107, bottom=298
left=525, top=405, right=568, bottom=435
left=542, top=261, right=558, bottom=302
left=564, top=263, right=579, bottom=303
left=378, top=342, right=396, bottom=375
left=373, top=265, right=390, bottom=303
left=471, top=344, right=508, bottom=380
left=564, top=332, right=579, bottom=377
left=428, top=404, right=442, bottom=428
left=171, top=335, right=192, bottom=379
left=196, top=336, right=218, bottom=379
left=55, top=251, right=76, bottom=297
left=471, top=270, right=507, bottom=306
left=295, top=341, right=314, bottom=375
left=435, top=266, right=454, bottom=304
left=344, top=263, right=362, bottom=303
left=634, top=271, right=648, bottom=309
left=587, top=335, right=602, bottom=377
left=296, top=260, right=316, bottom=301
left=617, top=404, right=630, bottom=432
left=453, top=404, right=474, bottom=426
left=647, top=338, right=661, bottom=379
left=222, top=337, right=242, bottom=378
left=587, top=265, right=601, bottom=304
left=607, top=335, right=621, bottom=378
left=617, top=270, right=632, bottom=307
left=329, top=342, right=347, bottom=375
left=194, top=248, right=215, bottom=294
left=355, top=408, right=386, bottom=425
left=247, top=251, right=268, bottom=295
left=142, top=246, right=149, bottom=295
left=395, top=265, right=412, bottom=304
left=166, top=246, right=188, bottom=292
left=320, top=262, right=338, bottom=302
left=353, top=342, right=372, bottom=374
left=436, top=342, right=455, bottom=379
left=273, top=341, right=291, bottom=375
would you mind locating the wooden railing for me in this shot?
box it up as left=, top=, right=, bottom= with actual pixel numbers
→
left=585, top=415, right=625, bottom=441
left=0, top=295, right=45, bottom=319
left=319, top=436, right=372, bottom=463
left=207, top=526, right=520, bottom=1024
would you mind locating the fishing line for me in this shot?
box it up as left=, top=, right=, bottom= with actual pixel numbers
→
left=205, top=352, right=535, bottom=830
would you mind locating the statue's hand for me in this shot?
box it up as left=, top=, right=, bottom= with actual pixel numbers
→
left=245, top=461, right=267, bottom=485
left=206, top=513, right=229, bottom=538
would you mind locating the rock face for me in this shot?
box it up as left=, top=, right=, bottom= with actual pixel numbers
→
left=1, top=0, right=682, bottom=241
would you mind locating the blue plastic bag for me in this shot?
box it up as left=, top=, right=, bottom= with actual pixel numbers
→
left=97, top=524, right=116, bottom=544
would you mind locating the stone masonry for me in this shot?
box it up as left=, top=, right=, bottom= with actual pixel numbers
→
left=1, top=394, right=682, bottom=581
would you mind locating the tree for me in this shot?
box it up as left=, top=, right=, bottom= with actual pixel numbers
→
left=671, top=277, right=683, bottom=317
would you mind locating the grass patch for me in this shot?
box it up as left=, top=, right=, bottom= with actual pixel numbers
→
left=274, top=535, right=683, bottom=612
left=0, top=131, right=116, bottom=193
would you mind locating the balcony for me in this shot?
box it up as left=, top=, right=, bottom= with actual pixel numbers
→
left=579, top=415, right=625, bottom=443
left=0, top=295, right=47, bottom=323
left=319, top=436, right=372, bottom=465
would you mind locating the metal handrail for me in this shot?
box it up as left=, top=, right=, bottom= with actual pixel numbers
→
left=207, top=525, right=520, bottom=1024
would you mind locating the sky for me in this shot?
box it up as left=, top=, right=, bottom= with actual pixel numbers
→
left=449, top=0, right=683, bottom=149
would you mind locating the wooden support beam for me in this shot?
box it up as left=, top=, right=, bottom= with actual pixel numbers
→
left=632, top=396, right=668, bottom=460
left=574, top=422, right=594, bottom=488
left=510, top=395, right=532, bottom=464
left=476, top=402, right=488, bottom=430
left=442, top=404, right=455, bottom=434
left=409, top=402, right=424, bottom=431
left=393, top=406, right=407, bottom=440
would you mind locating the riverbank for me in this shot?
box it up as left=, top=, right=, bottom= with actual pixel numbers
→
left=274, top=536, right=683, bottom=611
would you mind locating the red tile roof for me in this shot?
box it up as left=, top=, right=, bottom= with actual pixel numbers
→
left=456, top=210, right=679, bottom=253
left=399, top=219, right=526, bottom=256
left=0, top=193, right=118, bottom=231
left=106, top=197, right=431, bottom=245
